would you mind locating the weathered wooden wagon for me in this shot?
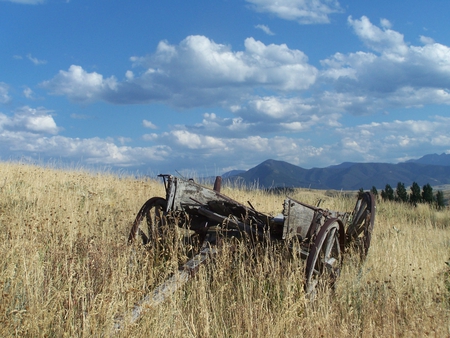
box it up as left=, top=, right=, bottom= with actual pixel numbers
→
left=126, top=174, right=375, bottom=321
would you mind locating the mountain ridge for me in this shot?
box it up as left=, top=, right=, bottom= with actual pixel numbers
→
left=223, top=153, right=450, bottom=190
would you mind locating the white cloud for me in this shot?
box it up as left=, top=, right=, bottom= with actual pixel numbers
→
left=246, top=0, right=342, bottom=24
left=43, top=20, right=450, bottom=119
left=192, top=113, right=253, bottom=137
left=320, top=16, right=450, bottom=113
left=125, top=70, right=134, bottom=80
left=143, top=119, right=157, bottom=129
left=43, top=36, right=317, bottom=107
left=379, top=18, right=392, bottom=29
left=280, top=121, right=306, bottom=131
left=1, top=106, right=449, bottom=175
left=23, top=87, right=34, bottom=99
left=347, top=16, right=408, bottom=57
left=15, top=136, right=170, bottom=166
left=149, top=127, right=321, bottom=169
left=335, top=115, right=450, bottom=162
left=27, top=54, right=47, bottom=65
left=135, top=35, right=316, bottom=91
left=41, top=65, right=118, bottom=103
left=246, top=96, right=313, bottom=120
left=255, top=24, right=275, bottom=35
left=0, top=106, right=170, bottom=167
left=148, top=113, right=450, bottom=171
left=0, top=83, right=12, bottom=104
left=419, top=36, right=435, bottom=45
left=168, top=130, right=226, bottom=150
left=0, top=106, right=59, bottom=134
left=33, top=17, right=450, bottom=172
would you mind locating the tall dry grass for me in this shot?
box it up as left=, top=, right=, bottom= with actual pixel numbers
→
left=0, top=162, right=449, bottom=337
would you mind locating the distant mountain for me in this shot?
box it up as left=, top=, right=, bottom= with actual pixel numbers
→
left=221, top=169, right=246, bottom=178
left=234, top=159, right=309, bottom=188
left=224, top=157, right=450, bottom=191
left=405, top=153, right=450, bottom=166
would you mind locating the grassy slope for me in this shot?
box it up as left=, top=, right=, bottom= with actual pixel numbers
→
left=0, top=162, right=449, bottom=337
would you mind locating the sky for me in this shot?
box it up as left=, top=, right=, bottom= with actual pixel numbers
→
left=1, top=0, right=450, bottom=176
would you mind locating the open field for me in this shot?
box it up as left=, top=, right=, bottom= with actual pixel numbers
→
left=1, top=162, right=449, bottom=337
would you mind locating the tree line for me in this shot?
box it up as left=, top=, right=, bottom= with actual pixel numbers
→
left=368, top=182, right=446, bottom=209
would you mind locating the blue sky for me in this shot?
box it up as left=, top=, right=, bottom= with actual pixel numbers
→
left=1, top=0, right=450, bottom=176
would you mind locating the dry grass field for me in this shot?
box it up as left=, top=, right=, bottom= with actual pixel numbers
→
left=1, top=162, right=449, bottom=337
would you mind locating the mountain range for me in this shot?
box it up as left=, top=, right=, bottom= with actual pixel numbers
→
left=223, top=153, right=450, bottom=191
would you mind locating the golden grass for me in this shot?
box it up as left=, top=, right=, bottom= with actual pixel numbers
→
left=1, top=161, right=449, bottom=337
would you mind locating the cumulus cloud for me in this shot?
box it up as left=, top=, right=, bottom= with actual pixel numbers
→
left=142, top=108, right=450, bottom=171
left=189, top=113, right=254, bottom=138
left=131, top=35, right=317, bottom=96
left=335, top=116, right=450, bottom=162
left=33, top=17, right=450, bottom=172
left=245, top=96, right=313, bottom=120
left=0, top=134, right=170, bottom=166
left=246, top=0, right=342, bottom=24
left=1, top=106, right=449, bottom=174
left=0, top=83, right=12, bottom=104
left=43, top=36, right=317, bottom=107
left=148, top=127, right=322, bottom=169
left=0, top=106, right=170, bottom=167
left=320, top=16, right=450, bottom=113
left=41, top=65, right=118, bottom=103
left=42, top=21, right=450, bottom=118
left=0, top=106, right=59, bottom=134
left=347, top=16, right=408, bottom=57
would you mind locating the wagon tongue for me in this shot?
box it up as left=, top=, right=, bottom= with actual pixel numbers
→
left=129, top=236, right=218, bottom=324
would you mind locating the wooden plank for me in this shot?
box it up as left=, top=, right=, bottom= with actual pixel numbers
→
left=282, top=198, right=315, bottom=240
left=166, top=176, right=234, bottom=211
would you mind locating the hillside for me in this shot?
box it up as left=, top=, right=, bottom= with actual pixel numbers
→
left=228, top=157, right=450, bottom=190
left=406, top=152, right=450, bottom=166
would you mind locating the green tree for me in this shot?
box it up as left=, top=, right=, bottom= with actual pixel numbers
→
left=371, top=186, right=378, bottom=196
left=396, top=182, right=408, bottom=202
left=422, top=183, right=434, bottom=204
left=436, top=190, right=445, bottom=209
left=381, top=184, right=394, bottom=201
left=410, top=182, right=421, bottom=205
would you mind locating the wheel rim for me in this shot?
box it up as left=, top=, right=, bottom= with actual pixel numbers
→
left=128, top=197, right=167, bottom=245
left=346, top=192, right=375, bottom=258
left=305, top=218, right=344, bottom=295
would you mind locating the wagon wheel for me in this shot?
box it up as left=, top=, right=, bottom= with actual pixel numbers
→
left=305, top=218, right=344, bottom=295
left=128, top=197, right=167, bottom=245
left=346, top=192, right=375, bottom=259
left=128, top=197, right=205, bottom=260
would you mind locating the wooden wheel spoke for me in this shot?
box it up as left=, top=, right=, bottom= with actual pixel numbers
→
left=323, top=228, right=337, bottom=258
left=139, top=229, right=149, bottom=245
left=128, top=197, right=168, bottom=245
left=345, top=192, right=376, bottom=259
left=324, top=257, right=337, bottom=269
left=305, top=218, right=344, bottom=295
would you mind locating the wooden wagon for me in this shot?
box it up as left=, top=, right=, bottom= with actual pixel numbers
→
left=126, top=174, right=375, bottom=320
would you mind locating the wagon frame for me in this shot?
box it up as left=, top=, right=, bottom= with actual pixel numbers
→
left=126, top=174, right=375, bottom=321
